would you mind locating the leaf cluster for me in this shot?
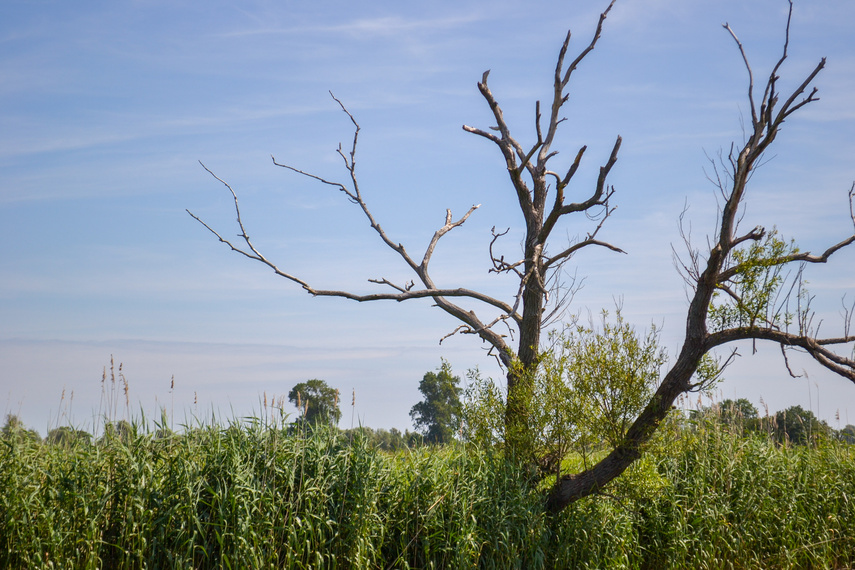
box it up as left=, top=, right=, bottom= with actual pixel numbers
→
left=463, top=310, right=667, bottom=475
left=710, top=229, right=800, bottom=331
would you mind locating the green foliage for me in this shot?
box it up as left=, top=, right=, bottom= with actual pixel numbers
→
left=288, top=378, right=341, bottom=425
left=709, top=228, right=800, bottom=331
left=691, top=398, right=759, bottom=431
left=549, top=311, right=666, bottom=450
left=1, top=414, right=41, bottom=443
left=100, top=419, right=134, bottom=444
left=340, top=426, right=419, bottom=452
left=638, top=418, right=855, bottom=569
left=409, top=360, right=463, bottom=444
left=773, top=404, right=830, bottom=445
left=716, top=397, right=758, bottom=422
left=460, top=368, right=506, bottom=448
left=463, top=310, right=666, bottom=473
left=689, top=399, right=855, bottom=449
left=692, top=352, right=726, bottom=392
left=2, top=412, right=854, bottom=569
left=47, top=426, right=93, bottom=447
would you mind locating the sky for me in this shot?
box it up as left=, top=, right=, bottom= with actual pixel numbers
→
left=2, top=0, right=854, bottom=436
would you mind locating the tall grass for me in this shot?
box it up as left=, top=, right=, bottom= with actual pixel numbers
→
left=636, top=416, right=855, bottom=569
left=1, top=411, right=853, bottom=569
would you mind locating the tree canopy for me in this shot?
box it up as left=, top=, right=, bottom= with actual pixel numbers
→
left=410, top=361, right=463, bottom=444
left=288, top=379, right=342, bottom=426
left=773, top=405, right=829, bottom=445
left=1, top=414, right=40, bottom=443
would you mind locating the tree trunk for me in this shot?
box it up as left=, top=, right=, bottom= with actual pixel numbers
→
left=505, top=231, right=546, bottom=449
left=546, top=336, right=702, bottom=512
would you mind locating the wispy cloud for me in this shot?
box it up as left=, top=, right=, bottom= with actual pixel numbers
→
left=220, top=13, right=486, bottom=40
left=0, top=101, right=334, bottom=160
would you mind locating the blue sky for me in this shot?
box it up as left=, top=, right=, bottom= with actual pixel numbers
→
left=2, top=0, right=854, bottom=435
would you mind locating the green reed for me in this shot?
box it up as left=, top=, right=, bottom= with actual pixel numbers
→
left=1, top=410, right=853, bottom=569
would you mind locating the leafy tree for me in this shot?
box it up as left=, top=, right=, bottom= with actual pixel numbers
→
left=1, top=414, right=40, bottom=443
left=692, top=398, right=759, bottom=423
left=691, top=398, right=761, bottom=435
left=341, top=426, right=414, bottom=452
left=410, top=361, right=463, bottom=444
left=773, top=405, right=829, bottom=445
left=100, top=420, right=134, bottom=444
left=839, top=424, right=855, bottom=444
left=1, top=414, right=24, bottom=436
left=191, top=2, right=855, bottom=511
left=717, top=399, right=759, bottom=422
left=46, top=426, right=92, bottom=446
left=381, top=427, right=406, bottom=451
left=546, top=311, right=666, bottom=452
left=288, top=379, right=341, bottom=425
left=463, top=310, right=666, bottom=476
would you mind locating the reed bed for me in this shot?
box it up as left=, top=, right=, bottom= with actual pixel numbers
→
left=1, top=414, right=853, bottom=569
left=636, top=419, right=855, bottom=569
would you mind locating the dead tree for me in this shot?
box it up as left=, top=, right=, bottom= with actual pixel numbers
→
left=189, top=1, right=855, bottom=512
left=189, top=2, right=623, bottom=449
left=545, top=1, right=855, bottom=512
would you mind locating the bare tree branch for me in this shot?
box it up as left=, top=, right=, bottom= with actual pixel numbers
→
left=541, top=1, right=617, bottom=157
left=539, top=139, right=620, bottom=245
left=421, top=206, right=481, bottom=271
left=462, top=71, right=534, bottom=219
left=707, top=327, right=855, bottom=382
left=488, top=227, right=525, bottom=276
left=190, top=3, right=853, bottom=516
left=718, top=230, right=855, bottom=284
left=542, top=202, right=626, bottom=271
left=722, top=22, right=759, bottom=126
left=194, top=8, right=627, bottom=381
left=548, top=7, right=853, bottom=513
left=190, top=97, right=523, bottom=355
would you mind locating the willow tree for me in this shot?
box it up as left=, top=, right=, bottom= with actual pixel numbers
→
left=189, top=1, right=855, bottom=511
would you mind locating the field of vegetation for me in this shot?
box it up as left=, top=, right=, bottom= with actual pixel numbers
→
left=2, top=401, right=854, bottom=569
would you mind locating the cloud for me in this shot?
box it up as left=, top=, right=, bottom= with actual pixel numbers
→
left=220, top=13, right=486, bottom=40
left=0, top=101, right=336, bottom=161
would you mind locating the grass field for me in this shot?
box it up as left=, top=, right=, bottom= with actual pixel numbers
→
left=2, top=406, right=854, bottom=569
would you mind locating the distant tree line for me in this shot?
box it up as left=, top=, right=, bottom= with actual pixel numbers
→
left=4, top=374, right=853, bottom=450
left=690, top=399, right=855, bottom=446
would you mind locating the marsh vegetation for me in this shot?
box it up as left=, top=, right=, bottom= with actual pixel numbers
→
left=2, top=401, right=854, bottom=569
